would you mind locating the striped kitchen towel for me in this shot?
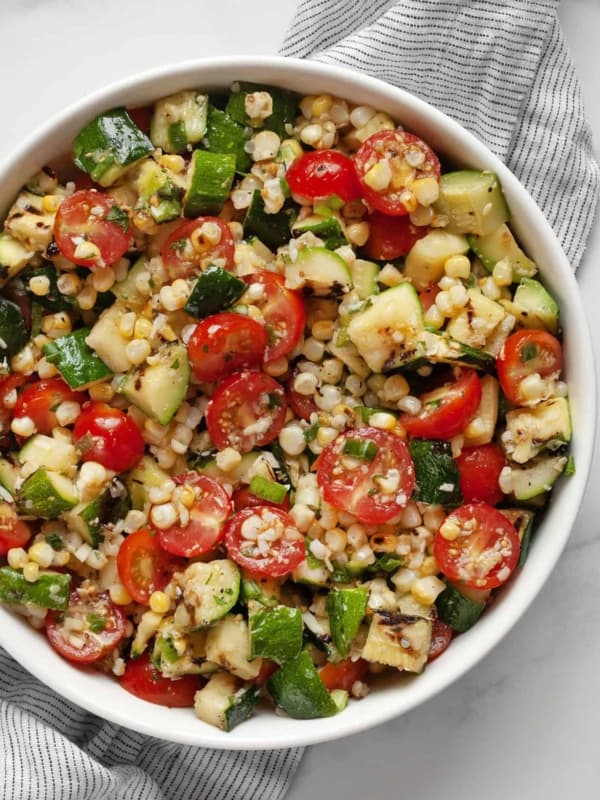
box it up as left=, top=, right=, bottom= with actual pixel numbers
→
left=280, top=0, right=599, bottom=269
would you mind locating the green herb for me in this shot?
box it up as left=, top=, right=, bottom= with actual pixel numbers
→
left=359, top=406, right=393, bottom=423
left=87, top=614, right=107, bottom=633
left=45, top=534, right=64, bottom=551
left=343, top=438, right=378, bottom=461
left=106, top=205, right=130, bottom=232
left=408, top=438, right=463, bottom=507
left=564, top=454, right=576, bottom=476
left=365, top=553, right=404, bottom=575
left=304, top=422, right=320, bottom=443
left=171, top=359, right=180, bottom=369
left=520, top=342, right=538, bottom=362
left=267, top=392, right=282, bottom=409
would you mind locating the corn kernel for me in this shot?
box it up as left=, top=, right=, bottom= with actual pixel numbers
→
left=363, top=160, right=392, bottom=192
left=7, top=548, right=28, bottom=570
left=23, top=562, right=40, bottom=582
left=420, top=556, right=440, bottom=577
left=411, top=575, right=446, bottom=605
left=149, top=590, right=171, bottom=615
left=444, top=254, right=471, bottom=280
left=110, top=583, right=133, bottom=605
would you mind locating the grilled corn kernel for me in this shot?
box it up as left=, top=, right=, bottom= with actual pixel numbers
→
left=411, top=575, right=446, bottom=605
left=110, top=583, right=133, bottom=606
left=7, top=548, right=28, bottom=570
left=23, top=562, right=40, bottom=583
left=444, top=254, right=471, bottom=280
left=149, top=591, right=171, bottom=614
left=363, top=160, right=392, bottom=192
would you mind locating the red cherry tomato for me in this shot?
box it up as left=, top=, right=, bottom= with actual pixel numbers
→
left=433, top=502, right=520, bottom=590
left=0, top=374, right=27, bottom=445
left=0, top=502, right=31, bottom=555
left=419, top=284, right=440, bottom=312
left=256, top=659, right=279, bottom=686
left=362, top=211, right=428, bottom=260
left=455, top=443, right=507, bottom=506
left=73, top=402, right=145, bottom=472
left=161, top=217, right=235, bottom=279
left=316, top=427, right=415, bottom=524
left=319, top=658, right=369, bottom=692
left=126, top=105, right=153, bottom=133
left=152, top=473, right=232, bottom=558
left=45, top=590, right=126, bottom=664
left=117, top=528, right=184, bottom=605
left=187, top=312, right=267, bottom=384
left=206, top=370, right=287, bottom=453
left=120, top=653, right=203, bottom=708
left=354, top=130, right=441, bottom=216
left=400, top=369, right=482, bottom=440
left=224, top=506, right=305, bottom=578
left=12, top=378, right=84, bottom=436
left=232, top=484, right=291, bottom=512
left=242, top=272, right=306, bottom=363
left=427, top=618, right=454, bottom=663
left=496, top=329, right=563, bottom=406
left=287, top=367, right=318, bottom=421
left=54, top=189, right=132, bottom=268
left=286, top=150, right=362, bottom=203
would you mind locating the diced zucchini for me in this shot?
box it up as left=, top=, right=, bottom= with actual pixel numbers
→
left=20, top=263, right=74, bottom=312
left=63, top=483, right=129, bottom=548
left=327, top=336, right=371, bottom=380
left=126, top=454, right=171, bottom=510
left=43, top=328, right=113, bottom=390
left=463, top=375, right=499, bottom=446
left=499, top=508, right=536, bottom=567
left=244, top=190, right=297, bottom=249
left=0, top=232, right=34, bottom=287
left=240, top=572, right=281, bottom=607
left=0, top=297, right=27, bottom=358
left=0, top=458, right=18, bottom=497
left=150, top=91, right=209, bottom=154
left=510, top=454, right=568, bottom=501
left=249, top=603, right=303, bottom=664
left=267, top=650, right=339, bottom=719
left=111, top=258, right=150, bottom=310
left=119, top=342, right=190, bottom=425
left=292, top=556, right=330, bottom=588
left=347, top=282, right=424, bottom=373
left=292, top=215, right=348, bottom=250
left=204, top=614, right=262, bottom=680
left=17, top=468, right=78, bottom=518
left=408, top=439, right=462, bottom=507
left=85, top=303, right=133, bottom=373
left=445, top=288, right=507, bottom=349
left=25, top=167, right=58, bottom=196
left=416, top=331, right=496, bottom=371
left=469, top=223, right=537, bottom=279
left=180, top=560, right=241, bottom=629
left=0, top=566, right=71, bottom=610
left=503, top=398, right=571, bottom=464
left=436, top=582, right=486, bottom=632
left=134, top=158, right=182, bottom=224
left=203, top=105, right=251, bottom=173
left=350, top=259, right=379, bottom=301
left=434, top=171, right=510, bottom=236
left=73, top=108, right=153, bottom=186
left=184, top=150, right=236, bottom=217
left=326, top=587, right=368, bottom=658
left=403, top=230, right=470, bottom=290
left=361, top=610, right=432, bottom=673
left=503, top=278, right=559, bottom=334
left=184, top=265, right=245, bottom=318
left=18, top=434, right=78, bottom=474
left=4, top=192, right=55, bottom=252
left=225, top=83, right=297, bottom=138
left=194, top=671, right=259, bottom=732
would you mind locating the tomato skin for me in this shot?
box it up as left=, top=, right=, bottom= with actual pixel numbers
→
left=354, top=131, right=441, bottom=216
left=120, top=653, right=203, bottom=708
left=45, top=590, right=126, bottom=664
left=496, top=329, right=563, bottom=406
left=286, top=150, right=362, bottom=203
left=12, top=378, right=84, bottom=435
left=433, top=502, right=520, bottom=590
left=161, top=217, right=235, bottom=279
left=363, top=211, right=428, bottom=260
left=117, top=528, right=184, bottom=605
left=401, top=369, right=482, bottom=440
left=0, top=374, right=27, bottom=445
left=153, top=473, right=233, bottom=558
left=319, top=658, right=369, bottom=692
left=0, top=503, right=31, bottom=555
left=73, top=402, right=145, bottom=473
left=455, top=443, right=507, bottom=506
left=419, top=284, right=440, bottom=312
left=224, top=506, right=305, bottom=578
left=206, top=370, right=287, bottom=453
left=316, top=427, right=415, bottom=524
left=127, top=105, right=153, bottom=133
left=54, top=189, right=132, bottom=268
left=187, top=313, right=267, bottom=383
left=427, top=619, right=454, bottom=663
left=242, top=272, right=306, bottom=363
left=232, top=485, right=290, bottom=512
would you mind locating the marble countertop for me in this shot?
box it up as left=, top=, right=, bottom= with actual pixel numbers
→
left=1, top=1, right=598, bottom=797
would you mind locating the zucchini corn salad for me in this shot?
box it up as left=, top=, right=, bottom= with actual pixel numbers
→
left=0, top=83, right=571, bottom=730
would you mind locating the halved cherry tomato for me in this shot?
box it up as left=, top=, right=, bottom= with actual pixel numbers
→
left=286, top=150, right=362, bottom=203
left=45, top=589, right=126, bottom=664
left=427, top=619, right=454, bottom=663
left=0, top=502, right=31, bottom=555
left=242, top=272, right=305, bottom=362
left=206, top=370, right=287, bottom=453
left=12, top=378, right=84, bottom=436
left=120, top=652, right=203, bottom=708
left=433, top=502, right=520, bottom=590
left=400, top=369, right=482, bottom=440
left=117, top=527, right=184, bottom=605
left=354, top=130, right=441, bottom=216
left=126, top=105, right=153, bottom=133
left=363, top=211, right=428, bottom=260
left=455, top=443, right=507, bottom=506
left=161, top=217, right=235, bottom=279
left=419, top=284, right=440, bottom=312
left=54, top=189, right=132, bottom=268
left=496, top=329, right=563, bottom=406
left=232, top=484, right=291, bottom=512
left=319, top=658, right=369, bottom=692
left=287, top=367, right=318, bottom=421
left=224, top=506, right=305, bottom=577
left=152, top=473, right=232, bottom=558
left=256, top=659, right=279, bottom=686
left=0, top=373, right=27, bottom=444
left=187, top=312, right=267, bottom=383
left=316, top=427, right=415, bottom=524
left=73, top=402, right=145, bottom=473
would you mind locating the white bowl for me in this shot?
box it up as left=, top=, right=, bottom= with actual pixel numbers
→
left=0, top=56, right=595, bottom=750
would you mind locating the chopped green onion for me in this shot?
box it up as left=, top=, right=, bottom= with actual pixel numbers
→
left=304, top=422, right=320, bottom=442
left=249, top=475, right=288, bottom=504
left=343, top=438, right=379, bottom=461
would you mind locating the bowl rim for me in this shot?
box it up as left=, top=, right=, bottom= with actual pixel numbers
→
left=0, top=55, right=595, bottom=750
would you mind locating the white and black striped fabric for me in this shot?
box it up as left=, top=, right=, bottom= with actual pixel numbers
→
left=280, top=0, right=599, bottom=269
left=1, top=3, right=597, bottom=799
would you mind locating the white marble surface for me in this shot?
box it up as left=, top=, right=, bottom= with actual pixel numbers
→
left=1, top=0, right=599, bottom=797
